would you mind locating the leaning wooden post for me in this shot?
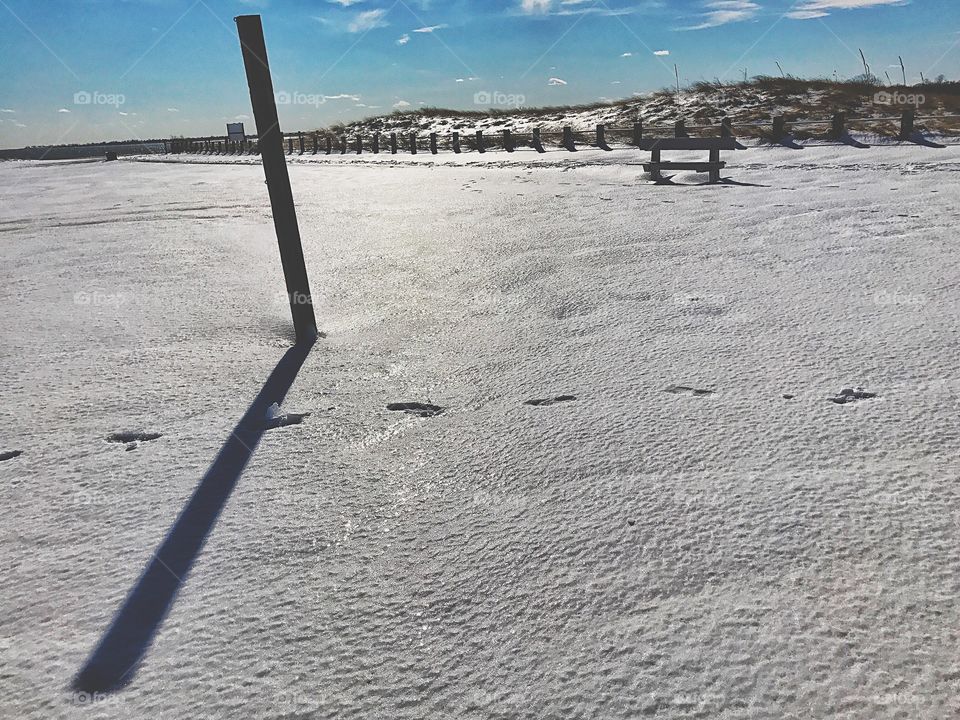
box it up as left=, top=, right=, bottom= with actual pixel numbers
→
left=236, top=15, right=316, bottom=343
left=390, top=132, right=398, bottom=154
left=340, top=136, right=347, bottom=155
left=596, top=124, right=611, bottom=150
left=899, top=109, right=915, bottom=140
left=409, top=133, right=417, bottom=154
left=720, top=117, right=733, bottom=138
left=429, top=132, right=438, bottom=154
left=476, top=130, right=485, bottom=153
left=503, top=129, right=514, bottom=152
left=286, top=136, right=293, bottom=155
left=312, top=132, right=318, bottom=155
left=674, top=119, right=687, bottom=138
left=452, top=132, right=461, bottom=153
left=372, top=133, right=380, bottom=154
left=298, top=132, right=304, bottom=155
left=325, top=136, right=332, bottom=155
left=831, top=112, right=846, bottom=140
left=562, top=126, right=575, bottom=151
left=355, top=136, right=362, bottom=154
left=632, top=121, right=643, bottom=146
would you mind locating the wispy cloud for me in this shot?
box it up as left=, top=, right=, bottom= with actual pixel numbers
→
left=413, top=24, right=448, bottom=33
left=349, top=9, right=388, bottom=33
left=653, top=49, right=670, bottom=55
left=680, top=0, right=759, bottom=30
left=548, top=76, right=568, bottom=85
left=787, top=0, right=908, bottom=20
left=396, top=33, right=410, bottom=45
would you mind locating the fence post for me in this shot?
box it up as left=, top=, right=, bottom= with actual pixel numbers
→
left=452, top=132, right=461, bottom=153
left=355, top=136, right=362, bottom=154
left=235, top=14, right=316, bottom=343
left=340, top=136, right=347, bottom=155
left=390, top=132, right=397, bottom=154
left=503, top=129, right=514, bottom=152
left=312, top=132, right=318, bottom=155
left=831, top=112, right=845, bottom=140
left=562, top=126, right=575, bottom=151
left=372, top=133, right=380, bottom=154
left=674, top=120, right=687, bottom=138
left=721, top=117, right=733, bottom=138
left=430, top=132, right=438, bottom=154
left=772, top=115, right=787, bottom=141
left=596, top=124, right=611, bottom=150
left=632, top=121, right=643, bottom=146
left=899, top=109, right=915, bottom=140
left=476, top=130, right=485, bottom=153
left=409, top=133, right=417, bottom=154
left=532, top=127, right=545, bottom=153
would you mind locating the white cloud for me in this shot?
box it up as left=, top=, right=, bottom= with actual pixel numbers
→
left=328, top=0, right=363, bottom=5
left=520, top=0, right=552, bottom=13
left=58, top=108, right=71, bottom=113
left=393, top=100, right=411, bottom=108
left=167, top=107, right=179, bottom=112
left=413, top=24, right=447, bottom=32
left=396, top=33, right=410, bottom=45
left=621, top=52, right=633, bottom=57
left=654, top=49, right=670, bottom=56
left=548, top=77, right=567, bottom=85
left=0, top=108, right=14, bottom=113
left=349, top=9, right=388, bottom=32
left=681, top=0, right=759, bottom=30
left=788, top=0, right=907, bottom=19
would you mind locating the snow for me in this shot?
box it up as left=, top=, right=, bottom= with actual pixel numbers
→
left=2, top=143, right=960, bottom=718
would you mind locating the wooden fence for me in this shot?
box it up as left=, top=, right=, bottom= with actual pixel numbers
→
left=166, top=110, right=957, bottom=156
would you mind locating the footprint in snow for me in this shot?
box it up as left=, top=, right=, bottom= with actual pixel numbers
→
left=387, top=402, right=445, bottom=418
left=828, top=387, right=878, bottom=405
left=664, top=385, right=715, bottom=397
left=524, top=395, right=576, bottom=407
left=265, top=402, right=311, bottom=429
left=106, top=431, right=162, bottom=452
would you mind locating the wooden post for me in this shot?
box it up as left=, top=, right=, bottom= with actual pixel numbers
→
left=772, top=116, right=787, bottom=141
left=452, top=132, right=461, bottom=154
left=372, top=133, right=380, bottom=154
left=562, top=126, right=575, bottom=151
left=709, top=148, right=720, bottom=184
left=596, top=124, right=611, bottom=150
left=236, top=15, right=316, bottom=343
left=831, top=112, right=846, bottom=140
left=409, top=133, right=417, bottom=154
left=355, top=136, right=362, bottom=154
left=900, top=109, right=915, bottom=140
left=287, top=136, right=293, bottom=155
left=390, top=132, right=398, bottom=154
left=650, top=148, right=662, bottom=181
left=503, top=129, right=514, bottom=152
left=325, top=136, right=331, bottom=155
left=532, top=128, right=545, bottom=153
left=721, top=117, right=733, bottom=138
left=476, top=130, right=485, bottom=153
left=340, top=136, right=347, bottom=155
left=312, top=132, right=318, bottom=155
left=430, top=133, right=438, bottom=154
left=674, top=120, right=687, bottom=138
left=298, top=132, right=304, bottom=155
left=632, top=121, right=643, bottom=146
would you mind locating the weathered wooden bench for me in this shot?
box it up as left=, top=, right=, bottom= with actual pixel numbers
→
left=638, top=137, right=739, bottom=183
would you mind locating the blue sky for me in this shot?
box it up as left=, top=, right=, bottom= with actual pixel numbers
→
left=0, top=0, right=957, bottom=146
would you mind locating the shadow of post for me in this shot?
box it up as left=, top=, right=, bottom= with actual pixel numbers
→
left=74, top=339, right=315, bottom=694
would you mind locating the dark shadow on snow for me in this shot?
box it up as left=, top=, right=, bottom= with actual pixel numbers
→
left=73, top=339, right=315, bottom=694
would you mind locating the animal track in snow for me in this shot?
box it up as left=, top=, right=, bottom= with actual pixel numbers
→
left=1, top=450, right=23, bottom=462
left=828, top=387, right=878, bottom=405
left=664, top=385, right=715, bottom=397
left=524, top=395, right=576, bottom=407
left=387, top=402, right=445, bottom=418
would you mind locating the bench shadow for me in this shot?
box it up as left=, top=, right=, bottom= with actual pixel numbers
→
left=73, top=338, right=315, bottom=694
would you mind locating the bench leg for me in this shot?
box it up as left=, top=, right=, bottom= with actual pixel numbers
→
left=709, top=149, right=720, bottom=183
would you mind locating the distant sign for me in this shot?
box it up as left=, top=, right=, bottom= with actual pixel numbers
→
left=226, top=122, right=245, bottom=142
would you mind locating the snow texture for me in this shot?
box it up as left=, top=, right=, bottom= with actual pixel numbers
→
left=1, top=144, right=959, bottom=718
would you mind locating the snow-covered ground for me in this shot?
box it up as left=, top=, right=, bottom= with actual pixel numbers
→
left=2, top=144, right=959, bottom=719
